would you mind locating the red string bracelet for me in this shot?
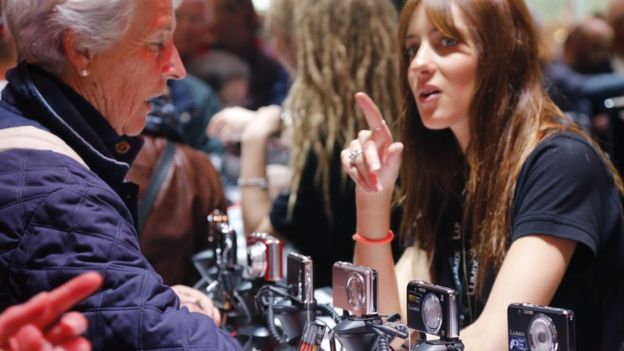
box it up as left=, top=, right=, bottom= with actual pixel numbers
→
left=352, top=230, right=395, bottom=245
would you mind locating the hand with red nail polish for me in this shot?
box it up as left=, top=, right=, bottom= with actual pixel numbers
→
left=341, top=92, right=403, bottom=194
left=340, top=92, right=404, bottom=242
left=0, top=272, right=103, bottom=351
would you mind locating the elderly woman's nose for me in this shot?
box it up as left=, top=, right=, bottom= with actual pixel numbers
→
left=166, top=46, right=187, bottom=80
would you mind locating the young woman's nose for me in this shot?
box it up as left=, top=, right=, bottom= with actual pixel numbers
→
left=410, top=41, right=435, bottom=78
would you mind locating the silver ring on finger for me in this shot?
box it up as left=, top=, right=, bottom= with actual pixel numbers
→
left=348, top=148, right=363, bottom=165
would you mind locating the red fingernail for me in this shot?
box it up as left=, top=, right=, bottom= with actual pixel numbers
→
left=370, top=173, right=378, bottom=185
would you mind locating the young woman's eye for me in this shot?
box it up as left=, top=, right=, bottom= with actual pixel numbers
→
left=405, top=45, right=419, bottom=59
left=441, top=37, right=459, bottom=47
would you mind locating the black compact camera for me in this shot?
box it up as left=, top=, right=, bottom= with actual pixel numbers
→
left=332, top=262, right=377, bottom=316
left=508, top=303, right=576, bottom=351
left=407, top=281, right=460, bottom=340
left=287, top=252, right=314, bottom=305
left=246, top=232, right=283, bottom=282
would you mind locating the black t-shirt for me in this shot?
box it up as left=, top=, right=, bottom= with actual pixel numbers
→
left=435, top=132, right=624, bottom=351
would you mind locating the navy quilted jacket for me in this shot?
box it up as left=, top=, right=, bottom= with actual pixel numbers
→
left=0, top=62, right=240, bottom=350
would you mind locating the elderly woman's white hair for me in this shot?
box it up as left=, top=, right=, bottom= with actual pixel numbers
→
left=4, top=0, right=182, bottom=76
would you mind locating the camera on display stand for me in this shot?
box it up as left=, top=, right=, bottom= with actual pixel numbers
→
left=246, top=232, right=284, bottom=282
left=233, top=231, right=290, bottom=350
left=330, top=262, right=409, bottom=351
left=507, top=303, right=576, bottom=351
left=406, top=281, right=464, bottom=351
left=286, top=252, right=314, bottom=306
left=192, top=211, right=289, bottom=349
left=254, top=252, right=339, bottom=350
left=192, top=210, right=243, bottom=298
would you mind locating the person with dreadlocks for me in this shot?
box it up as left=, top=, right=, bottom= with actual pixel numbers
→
left=342, top=0, right=624, bottom=350
left=208, top=0, right=402, bottom=287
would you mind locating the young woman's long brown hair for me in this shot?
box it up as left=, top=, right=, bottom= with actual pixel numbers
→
left=397, top=0, right=624, bottom=294
left=285, top=0, right=401, bottom=219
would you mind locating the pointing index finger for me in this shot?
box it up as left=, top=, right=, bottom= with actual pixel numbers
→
left=354, top=92, right=393, bottom=142
left=0, top=272, right=102, bottom=342
left=42, top=272, right=103, bottom=326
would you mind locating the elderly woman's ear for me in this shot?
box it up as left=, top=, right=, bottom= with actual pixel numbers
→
left=62, top=30, right=91, bottom=78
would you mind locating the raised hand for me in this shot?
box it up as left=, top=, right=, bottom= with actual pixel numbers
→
left=0, top=272, right=103, bottom=351
left=206, top=106, right=257, bottom=145
left=207, top=105, right=282, bottom=145
left=341, top=92, right=403, bottom=193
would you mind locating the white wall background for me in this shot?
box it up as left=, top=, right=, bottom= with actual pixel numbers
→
left=527, top=0, right=611, bottom=24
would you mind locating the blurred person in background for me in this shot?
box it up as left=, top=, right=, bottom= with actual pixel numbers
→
left=544, top=17, right=624, bottom=145
left=207, top=0, right=289, bottom=109
left=0, top=0, right=239, bottom=349
left=126, top=97, right=227, bottom=287
left=209, top=0, right=403, bottom=287
left=563, top=16, right=614, bottom=74
left=174, top=0, right=214, bottom=65
left=166, top=78, right=223, bottom=154
left=169, top=0, right=224, bottom=154
left=608, top=0, right=624, bottom=74
left=188, top=50, right=251, bottom=107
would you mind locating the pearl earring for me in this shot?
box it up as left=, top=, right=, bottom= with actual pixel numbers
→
left=80, top=69, right=89, bottom=77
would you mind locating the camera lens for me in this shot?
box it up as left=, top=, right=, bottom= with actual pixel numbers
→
left=421, top=293, right=443, bottom=334
left=346, top=272, right=365, bottom=311
left=246, top=242, right=268, bottom=279
left=528, top=313, right=558, bottom=351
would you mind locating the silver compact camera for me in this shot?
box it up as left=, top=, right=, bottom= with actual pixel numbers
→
left=246, top=232, right=283, bottom=282
left=286, top=252, right=314, bottom=305
left=332, top=261, right=378, bottom=316
left=508, top=303, right=576, bottom=351
left=407, top=280, right=459, bottom=339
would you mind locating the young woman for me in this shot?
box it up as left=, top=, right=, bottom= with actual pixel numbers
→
left=342, top=0, right=624, bottom=350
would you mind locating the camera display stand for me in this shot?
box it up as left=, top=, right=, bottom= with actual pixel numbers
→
left=411, top=333, right=464, bottom=351
left=411, top=340, right=464, bottom=351
left=254, top=284, right=322, bottom=349
left=194, top=253, right=274, bottom=350
left=333, top=316, right=381, bottom=351
left=332, top=314, right=408, bottom=351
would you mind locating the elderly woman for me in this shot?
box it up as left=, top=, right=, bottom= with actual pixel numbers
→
left=0, top=1, right=239, bottom=350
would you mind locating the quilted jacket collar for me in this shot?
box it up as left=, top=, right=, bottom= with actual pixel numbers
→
left=1, top=61, right=143, bottom=188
